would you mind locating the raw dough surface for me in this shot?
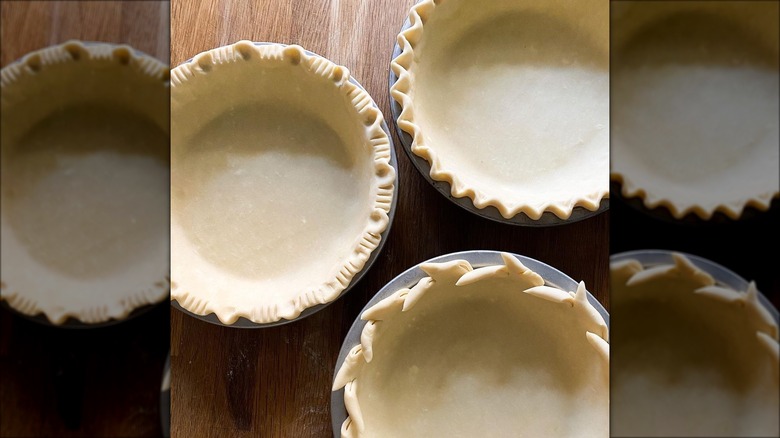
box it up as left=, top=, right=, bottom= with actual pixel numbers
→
left=611, top=255, right=779, bottom=437
left=334, top=254, right=609, bottom=437
left=393, top=0, right=609, bottom=219
left=611, top=1, right=780, bottom=218
left=175, top=104, right=369, bottom=284
left=5, top=105, right=168, bottom=279
left=0, top=41, right=170, bottom=324
left=170, top=43, right=394, bottom=324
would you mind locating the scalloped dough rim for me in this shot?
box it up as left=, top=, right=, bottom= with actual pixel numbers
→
left=608, top=2, right=779, bottom=221
left=0, top=40, right=169, bottom=88
left=1, top=287, right=167, bottom=325
left=390, top=0, right=609, bottom=221
left=612, top=172, right=779, bottom=220
left=332, top=252, right=610, bottom=437
left=0, top=40, right=170, bottom=325
left=169, top=42, right=396, bottom=325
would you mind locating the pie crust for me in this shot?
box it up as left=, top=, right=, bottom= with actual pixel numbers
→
left=333, top=253, right=609, bottom=437
left=611, top=253, right=779, bottom=437
left=391, top=0, right=609, bottom=220
left=611, top=1, right=780, bottom=220
left=0, top=41, right=170, bottom=324
left=170, top=42, right=395, bottom=325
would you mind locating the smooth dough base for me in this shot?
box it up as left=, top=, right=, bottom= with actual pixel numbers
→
left=0, top=41, right=170, bottom=324
left=611, top=2, right=780, bottom=217
left=3, top=104, right=169, bottom=280
left=174, top=103, right=371, bottom=291
left=611, top=260, right=779, bottom=437
left=170, top=43, right=394, bottom=324
left=357, top=276, right=607, bottom=437
left=411, top=0, right=609, bottom=214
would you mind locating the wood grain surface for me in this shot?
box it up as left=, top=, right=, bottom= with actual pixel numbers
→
left=170, top=1, right=610, bottom=437
left=0, top=1, right=169, bottom=66
left=0, top=2, right=170, bottom=437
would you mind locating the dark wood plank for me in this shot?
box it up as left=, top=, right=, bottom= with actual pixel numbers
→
left=169, top=1, right=610, bottom=436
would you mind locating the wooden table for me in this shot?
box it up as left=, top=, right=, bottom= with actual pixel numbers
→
left=0, top=1, right=169, bottom=66
left=0, top=2, right=170, bottom=437
left=170, top=1, right=610, bottom=437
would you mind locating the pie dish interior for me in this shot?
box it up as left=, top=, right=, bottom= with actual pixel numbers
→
left=391, top=0, right=609, bottom=220
left=611, top=1, right=780, bottom=219
left=0, top=41, right=170, bottom=324
left=611, top=253, right=779, bottom=437
left=333, top=253, right=609, bottom=437
left=171, top=42, right=395, bottom=325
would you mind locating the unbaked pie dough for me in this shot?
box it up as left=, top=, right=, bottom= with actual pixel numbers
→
left=333, top=253, right=609, bottom=437
left=0, top=41, right=170, bottom=324
left=170, top=42, right=395, bottom=324
left=391, top=0, right=609, bottom=220
left=611, top=253, right=779, bottom=437
left=611, top=1, right=780, bottom=219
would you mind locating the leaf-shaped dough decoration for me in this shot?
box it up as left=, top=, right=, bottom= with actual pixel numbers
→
left=757, top=331, right=780, bottom=363
left=343, top=379, right=364, bottom=435
left=586, top=331, right=609, bottom=362
left=362, top=289, right=406, bottom=321
left=501, top=252, right=544, bottom=286
left=361, top=321, right=378, bottom=363
left=333, top=345, right=364, bottom=391
left=403, top=277, right=435, bottom=312
left=523, top=285, right=575, bottom=304
left=456, top=265, right=506, bottom=286
left=695, top=285, right=744, bottom=303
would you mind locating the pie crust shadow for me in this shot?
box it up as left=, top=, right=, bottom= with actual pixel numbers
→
left=332, top=252, right=609, bottom=437
left=0, top=41, right=170, bottom=325
left=391, top=0, right=610, bottom=221
left=611, top=252, right=779, bottom=437
left=170, top=42, right=395, bottom=325
left=611, top=1, right=780, bottom=220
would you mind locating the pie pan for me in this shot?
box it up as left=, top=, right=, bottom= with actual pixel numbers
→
left=171, top=42, right=397, bottom=327
left=390, top=0, right=609, bottom=224
left=331, top=250, right=609, bottom=437
left=0, top=41, right=170, bottom=326
left=611, top=250, right=779, bottom=437
left=611, top=1, right=779, bottom=220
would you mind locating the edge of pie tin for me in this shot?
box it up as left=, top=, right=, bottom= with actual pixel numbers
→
left=329, top=249, right=610, bottom=436
left=170, top=42, right=400, bottom=328
left=388, top=9, right=609, bottom=227
left=0, top=41, right=168, bottom=329
left=611, top=249, right=779, bottom=321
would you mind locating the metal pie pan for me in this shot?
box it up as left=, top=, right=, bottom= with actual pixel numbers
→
left=611, top=249, right=779, bottom=320
left=0, top=41, right=168, bottom=329
left=330, top=250, right=610, bottom=436
left=171, top=42, right=399, bottom=328
left=388, top=12, right=609, bottom=227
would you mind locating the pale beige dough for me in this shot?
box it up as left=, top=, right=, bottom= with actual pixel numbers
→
left=0, top=41, right=170, bottom=324
left=611, top=255, right=779, bottom=437
left=333, top=254, right=609, bottom=437
left=175, top=104, right=369, bottom=283
left=611, top=1, right=780, bottom=219
left=170, top=43, right=395, bottom=324
left=392, top=0, right=609, bottom=220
